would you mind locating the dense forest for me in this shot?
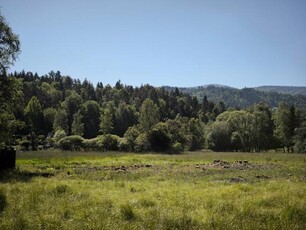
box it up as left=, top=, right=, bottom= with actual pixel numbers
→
left=255, top=86, right=306, bottom=96
left=164, top=85, right=306, bottom=108
left=0, top=70, right=305, bottom=153
left=1, top=14, right=306, bottom=153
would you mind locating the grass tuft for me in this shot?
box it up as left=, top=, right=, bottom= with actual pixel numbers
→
left=120, top=203, right=136, bottom=221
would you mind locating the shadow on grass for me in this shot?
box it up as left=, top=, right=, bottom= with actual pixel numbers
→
left=0, top=169, right=54, bottom=183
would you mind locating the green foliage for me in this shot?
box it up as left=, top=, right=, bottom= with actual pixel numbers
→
left=99, top=108, right=114, bottom=135
left=97, top=134, right=120, bottom=151
left=207, top=121, right=232, bottom=152
left=148, top=123, right=171, bottom=152
left=71, top=110, right=84, bottom=136
left=43, top=107, right=56, bottom=133
left=186, top=118, right=205, bottom=150
left=114, top=102, right=138, bottom=137
left=250, top=103, right=274, bottom=151
left=3, top=67, right=306, bottom=153
left=166, top=85, right=306, bottom=108
left=83, top=135, right=120, bottom=151
left=63, top=92, right=82, bottom=135
left=134, top=133, right=150, bottom=152
left=53, top=109, right=68, bottom=133
left=19, top=140, right=30, bottom=151
left=0, top=75, right=24, bottom=146
left=139, top=99, right=160, bottom=132
left=294, top=122, right=306, bottom=153
left=0, top=14, right=21, bottom=73
left=123, top=125, right=141, bottom=151
left=82, top=100, right=100, bottom=138
left=83, top=138, right=99, bottom=151
left=58, top=135, right=84, bottom=150
left=118, top=138, right=129, bottom=151
left=24, top=96, right=44, bottom=132
left=53, top=130, right=67, bottom=143
left=0, top=109, right=24, bottom=147
left=274, top=102, right=298, bottom=152
left=255, top=86, right=306, bottom=96
left=171, top=142, right=183, bottom=153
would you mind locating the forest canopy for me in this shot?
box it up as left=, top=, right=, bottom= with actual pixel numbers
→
left=0, top=70, right=304, bottom=153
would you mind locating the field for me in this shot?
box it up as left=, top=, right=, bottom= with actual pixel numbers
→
left=0, top=150, right=306, bottom=229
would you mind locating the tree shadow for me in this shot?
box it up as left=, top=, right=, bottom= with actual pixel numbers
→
left=0, top=169, right=54, bottom=183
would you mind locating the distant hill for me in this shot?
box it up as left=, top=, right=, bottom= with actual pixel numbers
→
left=254, top=86, right=306, bottom=96
left=163, top=85, right=306, bottom=108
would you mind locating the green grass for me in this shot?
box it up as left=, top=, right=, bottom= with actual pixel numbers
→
left=1, top=150, right=306, bottom=229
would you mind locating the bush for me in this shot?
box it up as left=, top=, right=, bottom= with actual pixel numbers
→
left=148, top=126, right=171, bottom=152
left=207, top=121, right=232, bottom=152
left=53, top=130, right=67, bottom=143
left=171, top=142, right=183, bottom=153
left=124, top=125, right=141, bottom=151
left=83, top=138, right=99, bottom=151
left=58, top=135, right=84, bottom=150
left=83, top=135, right=120, bottom=151
left=37, top=135, right=46, bottom=145
left=97, top=134, right=120, bottom=151
left=134, top=133, right=150, bottom=152
left=118, top=138, right=129, bottom=151
left=19, top=140, right=30, bottom=151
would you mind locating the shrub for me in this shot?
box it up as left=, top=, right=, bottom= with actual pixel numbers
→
left=37, top=135, right=46, bottom=145
left=148, top=126, right=171, bottom=152
left=83, top=138, right=99, bottom=151
left=97, top=134, right=120, bottom=151
left=118, top=138, right=129, bottom=151
left=58, top=135, right=84, bottom=150
left=83, top=135, right=120, bottom=151
left=53, top=130, right=67, bottom=143
left=124, top=125, right=141, bottom=151
left=19, top=140, right=30, bottom=151
left=171, top=142, right=183, bottom=153
left=134, top=133, right=150, bottom=152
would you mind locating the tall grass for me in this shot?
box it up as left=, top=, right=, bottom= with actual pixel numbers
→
left=0, top=150, right=305, bottom=229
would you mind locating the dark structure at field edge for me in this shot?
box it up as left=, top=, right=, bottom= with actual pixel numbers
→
left=0, top=147, right=16, bottom=171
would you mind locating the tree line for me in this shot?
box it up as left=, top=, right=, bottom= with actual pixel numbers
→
left=1, top=70, right=305, bottom=153
left=166, top=85, right=306, bottom=108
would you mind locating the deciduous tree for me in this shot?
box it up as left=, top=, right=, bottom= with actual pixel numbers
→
left=139, top=99, right=160, bottom=132
left=24, top=96, right=44, bottom=133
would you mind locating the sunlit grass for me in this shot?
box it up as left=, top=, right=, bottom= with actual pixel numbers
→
left=0, top=150, right=305, bottom=229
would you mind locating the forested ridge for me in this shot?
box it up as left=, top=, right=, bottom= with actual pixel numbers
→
left=164, top=85, right=306, bottom=108
left=1, top=70, right=305, bottom=153
left=255, top=86, right=306, bottom=96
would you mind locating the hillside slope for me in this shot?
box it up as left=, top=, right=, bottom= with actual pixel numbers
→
left=164, top=85, right=306, bottom=108
left=255, top=86, right=306, bottom=96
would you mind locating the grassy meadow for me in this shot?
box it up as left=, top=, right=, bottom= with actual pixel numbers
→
left=0, top=150, right=306, bottom=229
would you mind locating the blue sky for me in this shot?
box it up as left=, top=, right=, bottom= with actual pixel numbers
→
left=2, top=0, right=306, bottom=88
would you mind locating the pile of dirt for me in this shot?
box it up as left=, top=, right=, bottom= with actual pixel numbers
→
left=195, top=160, right=266, bottom=170
left=71, top=164, right=153, bottom=174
